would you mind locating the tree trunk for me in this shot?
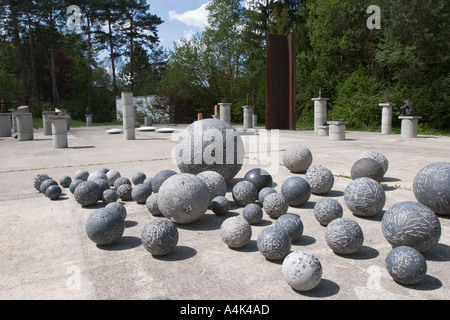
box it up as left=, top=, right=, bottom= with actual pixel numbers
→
left=28, top=25, right=40, bottom=103
left=13, top=18, right=29, bottom=104
left=87, top=13, right=92, bottom=114
left=50, top=42, right=60, bottom=109
left=108, top=19, right=118, bottom=98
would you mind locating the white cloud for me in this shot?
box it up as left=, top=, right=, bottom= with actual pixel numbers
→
left=169, top=3, right=210, bottom=29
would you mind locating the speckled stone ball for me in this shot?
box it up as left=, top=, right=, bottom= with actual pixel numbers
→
left=282, top=251, right=322, bottom=291
left=93, top=178, right=110, bottom=198
left=210, top=196, right=230, bottom=216
left=106, top=202, right=127, bottom=220
left=232, top=180, right=258, bottom=207
left=263, top=193, right=289, bottom=219
left=305, top=165, right=334, bottom=195
left=314, top=198, right=343, bottom=226
left=88, top=170, right=108, bottom=182
left=85, top=208, right=124, bottom=245
left=325, top=218, right=364, bottom=255
left=102, top=189, right=119, bottom=204
left=45, top=184, right=62, bottom=200
left=258, top=187, right=277, bottom=205
left=413, top=162, right=450, bottom=216
left=143, top=177, right=153, bottom=189
left=34, top=173, right=50, bottom=191
left=242, top=203, right=263, bottom=224
left=344, top=177, right=386, bottom=217
left=146, top=193, right=162, bottom=216
left=113, top=177, right=132, bottom=190
left=158, top=173, right=210, bottom=224
left=39, top=178, right=58, bottom=194
left=151, top=170, right=177, bottom=193
left=281, top=176, right=311, bottom=207
left=132, top=183, right=152, bottom=204
left=385, top=246, right=427, bottom=285
left=381, top=201, right=441, bottom=252
left=117, top=184, right=133, bottom=201
left=141, top=218, right=179, bottom=256
left=132, top=171, right=147, bottom=185
left=74, top=181, right=102, bottom=207
left=174, top=119, right=245, bottom=181
left=358, top=150, right=389, bottom=175
left=257, top=226, right=291, bottom=260
left=69, top=179, right=83, bottom=194
left=59, top=176, right=72, bottom=188
left=74, top=169, right=89, bottom=181
left=351, top=157, right=384, bottom=182
left=244, top=168, right=273, bottom=191
left=106, top=170, right=121, bottom=186
left=197, top=171, right=227, bottom=202
left=275, top=213, right=303, bottom=242
left=220, top=216, right=252, bottom=248
left=283, top=145, right=313, bottom=173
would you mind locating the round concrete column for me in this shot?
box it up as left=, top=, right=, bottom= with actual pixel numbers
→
left=42, top=111, right=54, bottom=135
left=219, top=102, right=231, bottom=124
left=399, top=116, right=422, bottom=139
left=0, top=113, right=12, bottom=137
left=312, top=97, right=329, bottom=133
left=242, top=106, right=253, bottom=129
left=122, top=92, right=135, bottom=140
left=9, top=109, right=17, bottom=133
left=50, top=115, right=70, bottom=148
left=379, top=102, right=394, bottom=135
left=16, top=112, right=33, bottom=141
left=85, top=114, right=93, bottom=127
left=327, top=120, right=348, bottom=141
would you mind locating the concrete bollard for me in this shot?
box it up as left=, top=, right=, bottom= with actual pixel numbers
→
left=122, top=92, right=135, bottom=140
left=42, top=111, right=54, bottom=135
left=242, top=106, right=253, bottom=129
left=327, top=120, right=348, bottom=141
left=252, top=114, right=258, bottom=127
left=219, top=102, right=231, bottom=124
left=312, top=96, right=329, bottom=133
left=379, top=102, right=395, bottom=135
left=16, top=112, right=33, bottom=141
left=144, top=116, right=153, bottom=126
left=9, top=109, right=17, bottom=133
left=85, top=114, right=93, bottom=127
left=399, top=116, right=422, bottom=139
left=50, top=115, right=70, bottom=148
left=0, top=113, right=12, bottom=137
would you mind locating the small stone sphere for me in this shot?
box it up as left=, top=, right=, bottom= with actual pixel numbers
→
left=141, top=218, right=179, bottom=256
left=325, top=218, right=364, bottom=255
left=132, top=171, right=147, bottom=185
left=305, top=165, right=334, bottom=195
left=113, top=177, right=132, bottom=190
left=351, top=157, right=384, bottom=182
left=45, top=184, right=62, bottom=200
left=132, top=183, right=152, bottom=204
left=117, top=184, right=133, bottom=201
left=88, top=170, right=108, bottom=182
left=39, top=178, right=58, bottom=194
left=106, top=202, right=127, bottom=220
left=358, top=150, right=389, bottom=175
left=344, top=177, right=386, bottom=217
left=59, top=176, right=72, bottom=188
left=258, top=187, right=277, bottom=205
left=220, top=216, right=252, bottom=248
left=197, top=171, right=227, bottom=202
left=381, top=201, right=441, bottom=252
left=69, top=179, right=83, bottom=194
left=232, top=180, right=258, bottom=207
left=102, top=189, right=119, bottom=205
left=243, top=168, right=273, bottom=191
left=257, top=226, right=291, bottom=260
left=275, top=213, right=303, bottom=242
left=98, top=168, right=109, bottom=174
left=106, top=170, right=121, bottom=186
left=210, top=196, right=230, bottom=216
left=413, top=162, right=450, bottom=216
left=281, top=176, right=311, bottom=207
left=158, top=173, right=210, bottom=224
left=93, top=178, right=110, bottom=197
left=385, top=246, right=427, bottom=285
left=143, top=177, right=153, bottom=190
left=283, top=145, right=313, bottom=173
left=74, top=181, right=102, bottom=207
left=242, top=203, right=263, bottom=224
left=85, top=208, right=124, bottom=245
left=151, top=170, right=177, bottom=193
left=314, top=198, right=343, bottom=226
left=145, top=193, right=162, bottom=216
left=74, top=169, right=89, bottom=181
left=282, top=251, right=322, bottom=292
left=33, top=173, right=50, bottom=191
left=263, top=193, right=289, bottom=219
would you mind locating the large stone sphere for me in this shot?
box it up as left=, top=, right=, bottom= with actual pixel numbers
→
left=242, top=203, right=263, bottom=224
left=88, top=170, right=108, bottom=182
left=325, top=218, right=364, bottom=255
left=210, top=196, right=230, bottom=216
left=282, top=251, right=322, bottom=292
left=102, top=189, right=119, bottom=204
left=257, top=226, right=291, bottom=260
left=174, top=119, right=245, bottom=181
left=39, top=178, right=58, bottom=194
left=305, top=165, right=334, bottom=195
left=275, top=213, right=303, bottom=242
left=381, top=201, right=441, bottom=252
left=74, top=169, right=89, bottom=181
left=106, top=202, right=127, bottom=220
left=145, top=193, right=162, bottom=216
left=117, top=184, right=133, bottom=201
left=132, top=171, right=147, bottom=185
left=232, top=180, right=258, bottom=207
left=33, top=173, right=50, bottom=191
left=85, top=208, right=125, bottom=245
left=258, top=187, right=277, bottom=205
left=351, top=157, right=384, bottom=182
left=158, top=173, right=210, bottom=224
left=74, top=181, right=102, bottom=207
left=106, top=170, right=121, bottom=186
left=385, top=246, right=427, bottom=285
left=263, top=193, right=289, bottom=219
left=131, top=183, right=151, bottom=204
left=151, top=170, right=177, bottom=193
left=113, top=177, right=132, bottom=190
left=243, top=168, right=273, bottom=191
left=220, top=216, right=252, bottom=248
left=59, top=176, right=72, bottom=188
left=69, top=179, right=83, bottom=194
left=413, top=162, right=450, bottom=216
left=283, top=145, right=313, bottom=173
left=45, top=184, right=62, bottom=200
left=358, top=150, right=389, bottom=175
left=141, top=218, right=179, bottom=256
left=281, top=176, right=311, bottom=207
left=93, top=178, right=110, bottom=197
left=344, top=177, right=386, bottom=217
left=314, top=198, right=343, bottom=226
left=197, top=171, right=227, bottom=202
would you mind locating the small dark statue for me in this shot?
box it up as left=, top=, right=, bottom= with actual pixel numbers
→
left=400, top=100, right=417, bottom=116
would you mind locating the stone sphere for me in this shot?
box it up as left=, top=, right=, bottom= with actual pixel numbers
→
left=258, top=187, right=277, bottom=205
left=210, top=196, right=230, bottom=216
left=232, top=180, right=258, bottom=207
left=59, top=176, right=72, bottom=188
left=113, top=177, right=132, bottom=190
left=275, top=213, right=303, bottom=242
left=243, top=168, right=273, bottom=191
left=74, top=181, right=102, bottom=207
left=381, top=201, right=441, bottom=252
left=131, top=183, right=152, bottom=204
left=143, top=177, right=153, bottom=189
left=305, top=165, right=334, bottom=195
left=158, top=173, right=210, bottom=224
left=85, top=208, right=124, bottom=245
left=257, top=226, right=291, bottom=260
left=106, top=202, right=127, bottom=220
left=102, top=189, right=119, bottom=204
left=413, top=162, right=450, bottom=216
left=132, top=171, right=147, bottom=185
left=283, top=145, right=313, bottom=173
left=282, top=251, right=322, bottom=292
left=40, top=178, right=58, bottom=194
left=344, top=177, right=386, bottom=217
left=220, top=216, right=252, bottom=248
left=117, top=184, right=133, bottom=201
left=314, top=198, right=343, bottom=226
left=93, top=178, right=110, bottom=197
left=151, top=170, right=177, bottom=193
left=385, top=246, right=427, bottom=285
left=281, top=176, right=311, bottom=207
left=88, top=170, right=108, bottom=182
left=197, top=171, right=227, bottom=202
left=74, top=169, right=89, bottom=181
left=146, top=193, right=162, bottom=216
left=69, top=179, right=83, bottom=194
left=45, top=184, right=62, bottom=200
left=174, top=119, right=245, bottom=181
left=33, top=173, right=50, bottom=191
left=358, top=150, right=389, bottom=175
left=263, top=193, right=289, bottom=219
left=141, top=218, right=179, bottom=256
left=242, top=203, right=263, bottom=224
left=106, top=170, right=121, bottom=186
left=325, top=218, right=364, bottom=255
left=351, top=157, right=384, bottom=182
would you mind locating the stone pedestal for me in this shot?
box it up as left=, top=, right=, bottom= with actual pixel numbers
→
left=219, top=102, right=231, bottom=124
left=252, top=114, right=258, bottom=127
left=379, top=102, right=395, bottom=135
left=16, top=112, right=33, bottom=141
left=317, top=126, right=329, bottom=136
left=122, top=92, right=135, bottom=140
left=327, top=120, right=348, bottom=141
left=312, top=97, right=329, bottom=133
left=85, top=114, right=93, bottom=127
left=9, top=109, right=17, bottom=133
left=212, top=115, right=219, bottom=120
left=42, top=111, right=55, bottom=135
left=50, top=115, right=70, bottom=148
left=144, top=116, right=153, bottom=126
left=399, top=116, right=422, bottom=139
left=242, top=106, right=254, bottom=129
left=0, top=113, right=12, bottom=137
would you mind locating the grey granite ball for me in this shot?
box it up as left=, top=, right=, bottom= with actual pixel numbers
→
left=243, top=168, right=273, bottom=191
left=143, top=177, right=153, bottom=190
left=158, top=173, right=210, bottom=224
left=34, top=173, right=50, bottom=191
left=117, top=184, right=133, bottom=201
left=102, top=189, right=119, bottom=204
left=45, top=184, right=62, bottom=200
left=381, top=201, right=441, bottom=252
left=325, top=218, right=364, bottom=255
left=132, top=183, right=151, bottom=204
left=413, top=162, right=450, bottom=216
left=242, top=203, right=263, bottom=224
left=305, top=165, right=334, bottom=195
left=99, top=168, right=109, bottom=174
left=282, top=251, right=322, bottom=291
left=40, top=178, right=58, bottom=194
left=385, top=246, right=427, bottom=285
left=151, top=170, right=177, bottom=193
left=283, top=145, right=313, bottom=173
left=113, top=177, right=131, bottom=190
left=232, top=180, right=258, bottom=207
left=93, top=178, right=110, bottom=198
left=263, top=193, right=289, bottom=219
left=106, top=170, right=121, bottom=186
left=210, top=196, right=230, bottom=216
left=106, top=202, right=127, bottom=220
left=74, top=181, right=102, bottom=207
left=281, top=176, right=311, bottom=207
left=197, top=171, right=227, bottom=202
left=275, top=213, right=303, bottom=242
left=146, top=193, right=162, bottom=216
left=314, top=198, right=343, bottom=226
left=258, top=187, right=277, bottom=205
left=257, top=226, right=291, bottom=260
left=141, top=218, right=179, bottom=256
left=69, top=179, right=83, bottom=194
left=174, top=119, right=245, bottom=181
left=358, top=150, right=389, bottom=175
left=74, top=169, right=89, bottom=181
left=351, top=157, right=384, bottom=182
left=220, top=216, right=252, bottom=248
left=85, top=208, right=124, bottom=245
left=132, top=171, right=147, bottom=185
left=59, top=176, right=72, bottom=188
left=344, top=177, right=386, bottom=217
left=88, top=170, right=108, bottom=182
